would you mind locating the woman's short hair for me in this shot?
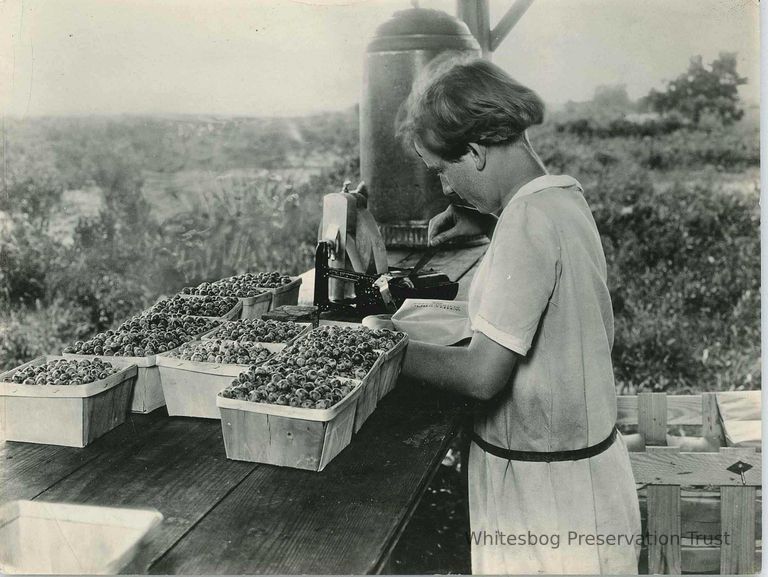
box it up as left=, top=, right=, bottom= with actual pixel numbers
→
left=397, top=53, right=545, bottom=162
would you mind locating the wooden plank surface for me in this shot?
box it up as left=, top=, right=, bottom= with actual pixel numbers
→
left=647, top=483, right=682, bottom=574
left=617, top=394, right=705, bottom=426
left=630, top=447, right=761, bottom=486
left=150, top=384, right=467, bottom=575
left=30, top=417, right=256, bottom=572
left=1, top=410, right=167, bottom=502
left=638, top=392, right=668, bottom=447
left=720, top=485, right=758, bottom=574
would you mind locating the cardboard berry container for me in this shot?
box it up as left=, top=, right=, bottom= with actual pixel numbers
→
left=0, top=356, right=137, bottom=447
left=61, top=351, right=167, bottom=414
left=156, top=341, right=275, bottom=419
left=216, top=377, right=363, bottom=471
left=201, top=321, right=311, bottom=350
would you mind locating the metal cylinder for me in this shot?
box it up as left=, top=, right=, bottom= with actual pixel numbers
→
left=361, top=8, right=480, bottom=248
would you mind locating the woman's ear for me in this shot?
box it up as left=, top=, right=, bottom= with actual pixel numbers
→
left=466, top=143, right=487, bottom=171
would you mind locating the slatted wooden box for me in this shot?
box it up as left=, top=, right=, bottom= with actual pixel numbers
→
left=156, top=341, right=275, bottom=419
left=620, top=392, right=762, bottom=574
left=216, top=378, right=363, bottom=471
left=0, top=356, right=137, bottom=447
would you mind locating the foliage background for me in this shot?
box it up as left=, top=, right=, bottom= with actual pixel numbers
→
left=1, top=105, right=759, bottom=393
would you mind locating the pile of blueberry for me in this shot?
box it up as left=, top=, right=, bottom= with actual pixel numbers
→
left=63, top=315, right=219, bottom=357
left=149, top=295, right=239, bottom=318
left=210, top=319, right=306, bottom=344
left=9, top=358, right=119, bottom=386
left=181, top=272, right=292, bottom=298
left=220, top=363, right=356, bottom=410
left=167, top=339, right=272, bottom=365
left=275, top=325, right=405, bottom=380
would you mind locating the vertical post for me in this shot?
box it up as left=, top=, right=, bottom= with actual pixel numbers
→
left=701, top=392, right=724, bottom=446
left=719, top=447, right=758, bottom=574
left=456, top=0, right=491, bottom=57
left=646, top=459, right=682, bottom=575
left=638, top=392, right=668, bottom=448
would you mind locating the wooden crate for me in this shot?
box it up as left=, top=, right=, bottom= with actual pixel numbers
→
left=0, top=356, right=137, bottom=447
left=62, top=352, right=165, bottom=413
left=156, top=342, right=275, bottom=419
left=621, top=392, right=762, bottom=574
left=0, top=499, right=162, bottom=574
left=216, top=379, right=363, bottom=471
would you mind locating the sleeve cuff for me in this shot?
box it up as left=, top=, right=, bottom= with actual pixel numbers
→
left=472, top=314, right=530, bottom=356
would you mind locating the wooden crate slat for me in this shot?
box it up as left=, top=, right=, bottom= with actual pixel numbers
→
left=640, top=545, right=762, bottom=574
left=638, top=489, right=762, bottom=539
left=647, top=484, right=682, bottom=574
left=720, top=485, right=758, bottom=573
left=638, top=393, right=669, bottom=446
left=617, top=395, right=703, bottom=426
left=631, top=449, right=761, bottom=486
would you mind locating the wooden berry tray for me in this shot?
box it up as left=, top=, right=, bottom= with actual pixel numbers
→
left=179, top=290, right=271, bottom=320
left=253, top=277, right=302, bottom=311
left=216, top=377, right=363, bottom=472
left=0, top=356, right=137, bottom=447
left=156, top=341, right=275, bottom=419
left=61, top=351, right=170, bottom=414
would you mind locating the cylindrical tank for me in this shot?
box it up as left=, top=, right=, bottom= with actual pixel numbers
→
left=361, top=8, right=480, bottom=247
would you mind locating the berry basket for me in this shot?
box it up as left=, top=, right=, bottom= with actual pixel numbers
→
left=216, top=377, right=363, bottom=471
left=61, top=352, right=166, bottom=414
left=156, top=341, right=275, bottom=419
left=0, top=356, right=137, bottom=447
left=239, top=291, right=273, bottom=319
left=314, top=321, right=409, bottom=433
left=263, top=277, right=303, bottom=310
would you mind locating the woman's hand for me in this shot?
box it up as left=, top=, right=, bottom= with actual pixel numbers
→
left=428, top=205, right=496, bottom=246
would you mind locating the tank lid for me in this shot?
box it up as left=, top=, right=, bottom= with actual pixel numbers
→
left=368, top=8, right=480, bottom=52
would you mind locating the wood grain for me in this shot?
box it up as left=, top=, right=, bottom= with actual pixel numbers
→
left=1, top=410, right=166, bottom=502
left=638, top=392, right=668, bottom=447
left=33, top=417, right=256, bottom=573
left=82, top=374, right=135, bottom=445
left=647, top=483, right=682, bottom=574
left=150, top=384, right=466, bottom=574
left=617, top=394, right=704, bottom=426
left=720, top=486, right=758, bottom=573
left=630, top=447, right=761, bottom=486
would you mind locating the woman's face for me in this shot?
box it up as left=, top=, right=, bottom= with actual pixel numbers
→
left=414, top=141, right=496, bottom=214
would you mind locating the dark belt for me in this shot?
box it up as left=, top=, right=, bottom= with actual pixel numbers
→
left=471, top=426, right=618, bottom=463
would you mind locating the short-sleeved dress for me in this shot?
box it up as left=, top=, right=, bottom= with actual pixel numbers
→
left=467, top=174, right=641, bottom=575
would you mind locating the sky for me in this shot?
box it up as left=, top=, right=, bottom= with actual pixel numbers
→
left=0, top=0, right=761, bottom=117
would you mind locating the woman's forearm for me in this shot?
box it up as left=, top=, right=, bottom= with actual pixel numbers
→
left=402, top=334, right=517, bottom=401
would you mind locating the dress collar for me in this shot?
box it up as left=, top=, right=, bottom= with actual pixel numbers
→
left=511, top=174, right=582, bottom=202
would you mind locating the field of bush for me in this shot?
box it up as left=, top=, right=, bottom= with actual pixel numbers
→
left=1, top=109, right=759, bottom=395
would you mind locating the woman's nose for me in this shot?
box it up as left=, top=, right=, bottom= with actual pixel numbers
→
left=439, top=174, right=455, bottom=197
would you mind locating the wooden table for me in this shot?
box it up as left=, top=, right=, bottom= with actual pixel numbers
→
left=0, top=243, right=487, bottom=575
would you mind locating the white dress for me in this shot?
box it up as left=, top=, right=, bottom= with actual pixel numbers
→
left=466, top=175, right=641, bottom=574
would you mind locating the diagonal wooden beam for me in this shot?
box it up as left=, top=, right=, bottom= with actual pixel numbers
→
left=490, top=0, right=535, bottom=52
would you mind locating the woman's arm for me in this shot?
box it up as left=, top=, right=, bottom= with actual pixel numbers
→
left=402, top=331, right=518, bottom=401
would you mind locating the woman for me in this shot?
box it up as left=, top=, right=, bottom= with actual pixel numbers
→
left=398, top=56, right=642, bottom=575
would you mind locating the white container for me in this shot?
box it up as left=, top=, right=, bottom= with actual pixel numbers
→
left=0, top=357, right=137, bottom=447
left=0, top=500, right=163, bottom=574
left=156, top=341, right=275, bottom=419
left=61, top=352, right=164, bottom=414
left=216, top=377, right=362, bottom=471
